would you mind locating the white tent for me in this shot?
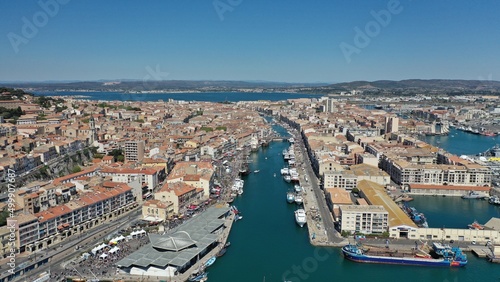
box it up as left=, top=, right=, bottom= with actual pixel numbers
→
left=109, top=246, right=120, bottom=254
left=91, top=243, right=108, bottom=255
left=109, top=235, right=126, bottom=244
left=99, top=253, right=108, bottom=259
left=131, top=229, right=147, bottom=237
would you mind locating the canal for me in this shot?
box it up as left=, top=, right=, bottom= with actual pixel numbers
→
left=207, top=123, right=498, bottom=282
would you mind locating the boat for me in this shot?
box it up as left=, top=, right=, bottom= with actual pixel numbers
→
left=283, top=175, right=292, bottom=182
left=226, top=197, right=234, bottom=204
left=461, top=191, right=484, bottom=199
left=254, top=170, right=260, bottom=173
left=188, top=271, right=208, bottom=282
left=294, top=194, right=303, bottom=205
left=216, top=247, right=227, bottom=257
left=294, top=184, right=302, bottom=193
left=273, top=173, right=276, bottom=177
left=224, top=242, right=231, bottom=248
left=204, top=256, right=216, bottom=268
left=403, top=205, right=429, bottom=228
left=342, top=244, right=467, bottom=267
left=294, top=209, right=307, bottom=227
left=281, top=167, right=290, bottom=175
left=234, top=215, right=243, bottom=221
left=489, top=195, right=500, bottom=205
left=286, top=191, right=295, bottom=203
left=468, top=220, right=485, bottom=230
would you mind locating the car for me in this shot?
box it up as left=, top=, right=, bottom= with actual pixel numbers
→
left=471, top=240, right=476, bottom=245
left=449, top=240, right=454, bottom=244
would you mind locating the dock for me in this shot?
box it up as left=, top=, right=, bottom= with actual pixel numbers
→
left=470, top=246, right=492, bottom=258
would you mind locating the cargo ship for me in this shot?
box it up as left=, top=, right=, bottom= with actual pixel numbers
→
left=341, top=244, right=467, bottom=267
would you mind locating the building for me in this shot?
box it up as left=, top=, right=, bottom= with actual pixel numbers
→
left=124, top=140, right=145, bottom=162
left=339, top=205, right=389, bottom=234
left=384, top=115, right=399, bottom=134
left=142, top=199, right=174, bottom=222
left=117, top=207, right=230, bottom=278
left=166, top=161, right=215, bottom=198
left=154, top=182, right=203, bottom=214
left=408, top=184, right=490, bottom=197
left=358, top=180, right=418, bottom=238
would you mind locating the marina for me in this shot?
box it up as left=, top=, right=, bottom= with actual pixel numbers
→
left=206, top=122, right=500, bottom=281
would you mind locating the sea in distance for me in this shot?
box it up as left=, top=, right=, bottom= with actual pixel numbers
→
left=34, top=91, right=322, bottom=102
left=39, top=92, right=499, bottom=280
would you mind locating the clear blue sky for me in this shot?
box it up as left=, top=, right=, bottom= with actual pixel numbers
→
left=1, top=0, right=499, bottom=83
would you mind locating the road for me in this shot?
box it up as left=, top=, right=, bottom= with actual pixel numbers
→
left=285, top=126, right=345, bottom=244
left=8, top=208, right=141, bottom=282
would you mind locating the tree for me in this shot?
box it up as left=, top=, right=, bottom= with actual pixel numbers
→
left=0, top=209, right=9, bottom=227
left=72, top=165, right=82, bottom=173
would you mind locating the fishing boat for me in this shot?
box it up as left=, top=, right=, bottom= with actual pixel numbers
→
left=286, top=191, right=295, bottom=203
left=204, top=256, right=216, bottom=268
left=283, top=175, right=292, bottom=182
left=461, top=191, right=484, bottom=199
left=342, top=244, right=467, bottom=267
left=294, top=209, right=307, bottom=227
left=403, top=205, right=429, bottom=228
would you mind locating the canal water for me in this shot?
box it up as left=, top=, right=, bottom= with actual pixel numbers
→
left=208, top=124, right=499, bottom=282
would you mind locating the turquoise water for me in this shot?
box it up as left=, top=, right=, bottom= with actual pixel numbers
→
left=208, top=124, right=500, bottom=282
left=409, top=196, right=500, bottom=229
left=421, top=128, right=500, bottom=155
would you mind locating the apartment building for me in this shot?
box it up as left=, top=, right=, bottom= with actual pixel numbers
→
left=124, top=140, right=145, bottom=162
left=339, top=205, right=389, bottom=234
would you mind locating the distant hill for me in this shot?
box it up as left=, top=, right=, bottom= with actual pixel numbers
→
left=2, top=79, right=500, bottom=95
left=327, top=79, right=500, bottom=92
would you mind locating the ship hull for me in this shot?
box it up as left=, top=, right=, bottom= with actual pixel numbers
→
left=342, top=248, right=465, bottom=267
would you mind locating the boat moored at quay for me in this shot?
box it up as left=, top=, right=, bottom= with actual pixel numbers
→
left=341, top=244, right=467, bottom=267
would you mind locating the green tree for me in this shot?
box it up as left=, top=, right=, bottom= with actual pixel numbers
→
left=72, top=165, right=82, bottom=173
left=200, top=127, right=213, bottom=132
left=0, top=209, right=9, bottom=226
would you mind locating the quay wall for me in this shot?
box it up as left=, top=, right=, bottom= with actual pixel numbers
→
left=390, top=227, right=499, bottom=243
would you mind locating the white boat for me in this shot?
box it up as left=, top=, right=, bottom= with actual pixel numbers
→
left=286, top=191, right=295, bottom=203
left=294, top=185, right=302, bottom=192
left=254, top=170, right=260, bottom=173
left=294, top=194, right=303, bottom=205
left=295, top=209, right=307, bottom=227
left=280, top=167, right=290, bottom=175
left=461, top=191, right=484, bottom=199
left=283, top=175, right=292, bottom=182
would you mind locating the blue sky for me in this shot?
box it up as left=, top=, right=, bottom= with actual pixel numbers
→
left=1, top=0, right=499, bottom=83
